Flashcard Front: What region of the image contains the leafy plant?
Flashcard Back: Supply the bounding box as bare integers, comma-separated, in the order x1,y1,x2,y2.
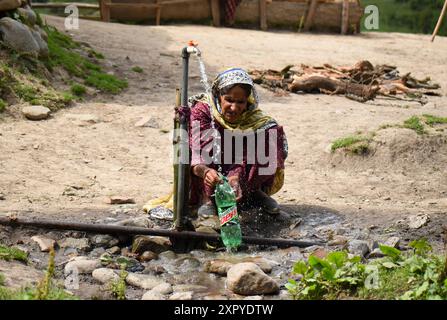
286,251,367,299
109,265,127,300
404,116,425,134
0,244,28,262
0,248,77,300
287,239,447,300
70,84,87,97
0,99,6,113
423,114,447,126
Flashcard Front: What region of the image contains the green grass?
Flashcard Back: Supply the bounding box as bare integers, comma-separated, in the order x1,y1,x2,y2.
109,265,127,300
0,244,28,262
404,116,425,134
44,26,127,94
0,98,6,112
85,71,128,94
423,114,447,126
88,49,105,60
71,84,87,97
331,135,370,154
131,66,144,73
0,248,78,300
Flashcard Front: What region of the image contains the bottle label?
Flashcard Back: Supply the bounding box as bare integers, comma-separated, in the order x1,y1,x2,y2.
219,206,238,226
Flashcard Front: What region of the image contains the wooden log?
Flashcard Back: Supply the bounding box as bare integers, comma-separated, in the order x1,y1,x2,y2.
210,0,221,27
431,0,447,42
341,0,349,34
303,0,318,31
259,0,268,31
32,2,100,9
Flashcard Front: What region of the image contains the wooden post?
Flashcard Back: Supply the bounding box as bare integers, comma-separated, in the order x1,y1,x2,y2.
431,0,447,42
155,0,161,25
101,0,111,22
210,0,221,27
341,0,350,35
303,0,318,32
259,0,267,31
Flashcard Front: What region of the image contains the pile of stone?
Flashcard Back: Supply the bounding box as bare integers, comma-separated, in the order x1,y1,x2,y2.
0,0,48,57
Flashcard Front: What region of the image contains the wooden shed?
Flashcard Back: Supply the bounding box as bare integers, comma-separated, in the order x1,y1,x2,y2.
99,0,364,33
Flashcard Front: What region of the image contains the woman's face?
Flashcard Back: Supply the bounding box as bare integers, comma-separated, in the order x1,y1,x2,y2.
219,85,249,123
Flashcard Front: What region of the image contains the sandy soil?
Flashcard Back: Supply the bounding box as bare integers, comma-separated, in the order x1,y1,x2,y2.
0,16,446,244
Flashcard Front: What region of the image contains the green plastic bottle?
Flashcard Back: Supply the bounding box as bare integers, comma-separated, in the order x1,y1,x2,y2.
214,175,242,250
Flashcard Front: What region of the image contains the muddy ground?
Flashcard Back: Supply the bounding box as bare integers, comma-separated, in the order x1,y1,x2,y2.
0,15,446,299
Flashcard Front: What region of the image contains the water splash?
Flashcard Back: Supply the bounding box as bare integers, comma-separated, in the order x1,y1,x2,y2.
195,53,222,173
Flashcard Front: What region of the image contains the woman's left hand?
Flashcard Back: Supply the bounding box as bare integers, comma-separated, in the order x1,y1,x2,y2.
228,176,243,202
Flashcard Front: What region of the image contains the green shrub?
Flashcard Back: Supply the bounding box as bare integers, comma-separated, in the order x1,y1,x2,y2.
131,66,144,73
0,244,28,262
71,84,87,96
404,116,425,134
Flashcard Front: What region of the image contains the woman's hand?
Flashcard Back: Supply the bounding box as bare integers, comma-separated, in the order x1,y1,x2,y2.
203,168,221,189
228,176,243,202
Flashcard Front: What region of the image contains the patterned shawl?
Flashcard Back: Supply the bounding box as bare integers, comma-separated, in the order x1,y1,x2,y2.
189,68,278,131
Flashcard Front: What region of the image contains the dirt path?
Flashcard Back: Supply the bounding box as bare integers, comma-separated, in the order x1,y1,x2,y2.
0,16,446,246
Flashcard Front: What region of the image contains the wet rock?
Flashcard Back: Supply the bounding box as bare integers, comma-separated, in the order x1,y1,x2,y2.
204,260,232,276
92,268,119,284
384,236,400,249
204,257,274,276
195,215,220,230
347,240,370,257
126,273,166,290
328,235,348,246
143,264,166,275
174,256,201,272
31,235,56,252
90,247,106,258
132,236,171,254
203,295,228,300
139,251,158,262
368,248,385,259
244,295,263,300
0,17,39,56
64,257,101,275
17,5,37,26
59,237,91,251
0,0,22,11
408,214,430,229
151,282,173,295
0,260,43,289
169,291,194,300
141,291,166,300
106,246,121,255
172,284,208,293
226,263,279,296
158,250,177,260
113,216,152,228
195,226,219,235
21,105,50,121
91,235,119,248
115,256,144,272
